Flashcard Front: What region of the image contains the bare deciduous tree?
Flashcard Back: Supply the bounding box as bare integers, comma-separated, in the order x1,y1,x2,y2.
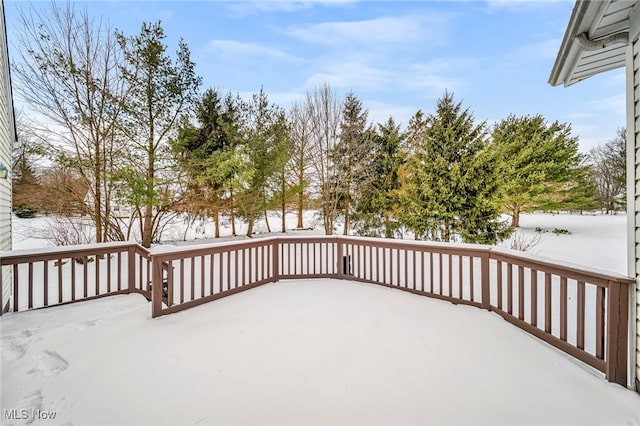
13,2,129,242
588,127,626,214
288,100,316,229
306,84,342,235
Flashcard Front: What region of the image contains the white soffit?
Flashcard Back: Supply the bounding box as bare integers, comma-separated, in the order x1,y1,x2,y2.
549,0,637,87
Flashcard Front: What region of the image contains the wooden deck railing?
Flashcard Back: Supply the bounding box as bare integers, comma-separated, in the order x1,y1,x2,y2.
0,236,634,387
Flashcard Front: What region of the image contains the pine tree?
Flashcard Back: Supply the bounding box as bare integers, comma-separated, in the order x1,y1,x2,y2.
117,21,202,247
353,117,405,238
490,115,586,226
399,92,511,244
172,89,241,237
235,88,289,236
334,92,371,234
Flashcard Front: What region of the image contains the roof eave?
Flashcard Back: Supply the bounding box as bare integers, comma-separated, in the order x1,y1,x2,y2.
549,1,594,87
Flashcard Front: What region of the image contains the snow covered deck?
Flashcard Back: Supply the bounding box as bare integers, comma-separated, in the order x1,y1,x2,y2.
2,278,639,425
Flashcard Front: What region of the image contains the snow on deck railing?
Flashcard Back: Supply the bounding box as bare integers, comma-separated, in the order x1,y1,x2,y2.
0,236,633,387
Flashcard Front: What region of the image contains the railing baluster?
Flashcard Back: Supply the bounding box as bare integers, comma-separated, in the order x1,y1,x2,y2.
191,256,196,300
518,266,524,321
234,250,239,289
448,254,452,297
470,256,474,302
83,258,88,298
210,254,215,295
531,269,537,326
458,255,462,298
43,260,48,307
411,250,418,290
497,260,503,310
544,273,551,333
180,258,185,303
241,249,245,286
577,280,585,350
117,252,121,292
107,254,112,293
560,276,568,341
28,262,33,309
13,264,18,311
220,252,224,293
71,259,76,302
429,252,433,293
507,263,513,315
168,262,174,306
58,259,63,303
439,253,443,295
383,247,387,284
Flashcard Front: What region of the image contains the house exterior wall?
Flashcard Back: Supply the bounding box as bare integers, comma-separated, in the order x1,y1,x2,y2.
626,4,640,391
0,1,14,313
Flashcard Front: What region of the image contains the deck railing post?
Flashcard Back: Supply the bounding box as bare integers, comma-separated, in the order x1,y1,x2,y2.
151,254,163,318
127,245,136,294
481,252,490,310
336,237,343,279
272,239,280,282
605,279,629,386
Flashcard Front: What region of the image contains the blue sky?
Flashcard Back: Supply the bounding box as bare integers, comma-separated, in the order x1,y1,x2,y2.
5,0,626,153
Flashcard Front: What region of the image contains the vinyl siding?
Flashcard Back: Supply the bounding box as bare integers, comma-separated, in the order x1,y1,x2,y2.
631,34,640,388
0,1,13,313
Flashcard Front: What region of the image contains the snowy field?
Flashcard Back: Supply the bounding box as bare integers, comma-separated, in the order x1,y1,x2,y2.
11,211,629,275
2,211,639,424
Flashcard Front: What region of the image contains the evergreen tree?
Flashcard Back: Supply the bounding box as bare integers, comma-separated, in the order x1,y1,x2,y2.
172,89,242,238
235,88,289,236
334,92,371,234
490,115,585,226
399,92,511,244
353,117,405,238
117,21,202,247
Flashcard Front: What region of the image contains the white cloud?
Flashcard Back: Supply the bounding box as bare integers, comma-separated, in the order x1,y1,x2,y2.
222,0,358,16
514,38,562,60
206,39,299,62
286,14,450,48
365,100,419,128
589,93,625,117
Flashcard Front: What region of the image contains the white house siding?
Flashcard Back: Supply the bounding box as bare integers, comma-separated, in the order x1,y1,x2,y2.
0,1,13,313
627,10,640,390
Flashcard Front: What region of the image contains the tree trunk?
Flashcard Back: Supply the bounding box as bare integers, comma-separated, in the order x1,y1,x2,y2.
281,173,286,233
247,217,254,237
94,139,102,243
230,188,236,236
384,216,393,239
264,209,271,233
443,220,450,242
213,208,220,238
297,172,304,229
142,205,153,247
511,207,521,228
343,196,349,235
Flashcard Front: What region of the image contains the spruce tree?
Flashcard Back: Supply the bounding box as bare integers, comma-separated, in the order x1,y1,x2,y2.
334,92,371,235
399,92,510,244
353,117,405,238
490,115,586,226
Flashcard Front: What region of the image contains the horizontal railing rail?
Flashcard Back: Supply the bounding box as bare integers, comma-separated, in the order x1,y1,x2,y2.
0,235,633,387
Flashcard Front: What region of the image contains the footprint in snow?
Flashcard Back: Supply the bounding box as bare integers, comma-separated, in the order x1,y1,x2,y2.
28,350,68,376
1,329,34,362
15,390,43,425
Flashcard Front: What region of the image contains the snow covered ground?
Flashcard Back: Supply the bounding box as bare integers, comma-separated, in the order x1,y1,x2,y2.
11,211,629,275
3,211,638,425
2,280,639,425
